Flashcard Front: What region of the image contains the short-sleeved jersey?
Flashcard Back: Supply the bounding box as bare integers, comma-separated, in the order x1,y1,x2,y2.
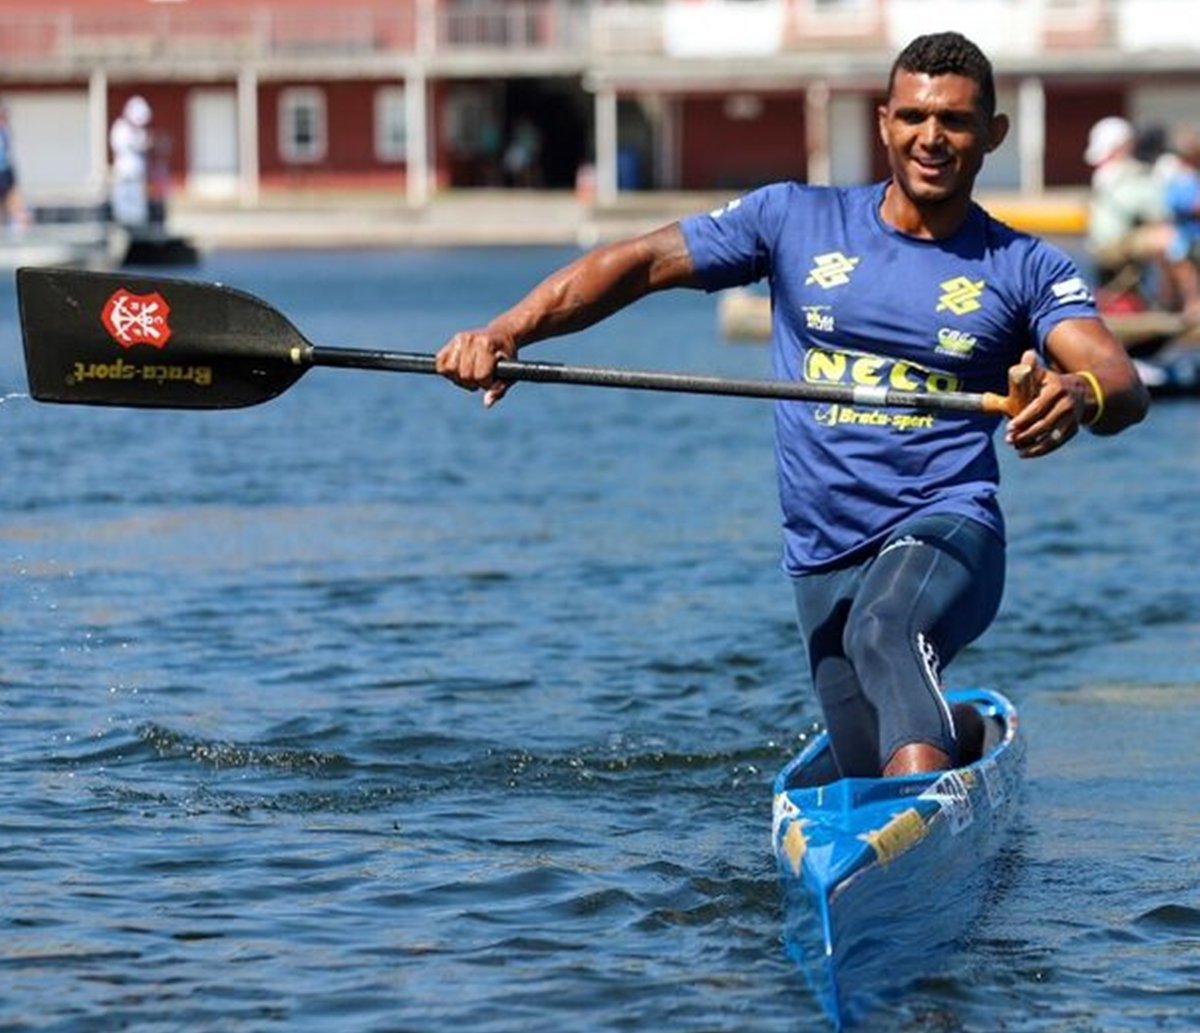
680,181,1099,575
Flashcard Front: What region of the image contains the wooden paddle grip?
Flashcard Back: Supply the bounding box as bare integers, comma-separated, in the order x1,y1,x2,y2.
1007,363,1036,415
982,362,1036,418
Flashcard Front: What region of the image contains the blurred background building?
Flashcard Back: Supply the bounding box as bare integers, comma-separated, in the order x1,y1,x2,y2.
0,0,1198,211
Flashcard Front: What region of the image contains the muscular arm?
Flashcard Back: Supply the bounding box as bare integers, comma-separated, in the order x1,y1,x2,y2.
1005,317,1150,457
436,223,699,404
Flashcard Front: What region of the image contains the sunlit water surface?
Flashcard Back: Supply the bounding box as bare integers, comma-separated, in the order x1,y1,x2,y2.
1,247,1196,1032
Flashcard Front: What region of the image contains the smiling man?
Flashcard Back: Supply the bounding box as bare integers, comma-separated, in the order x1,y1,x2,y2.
880,38,1006,231
436,32,1148,779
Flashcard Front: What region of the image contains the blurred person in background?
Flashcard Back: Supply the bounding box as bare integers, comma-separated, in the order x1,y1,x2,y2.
1084,115,1176,311
1161,128,1200,323
109,95,153,228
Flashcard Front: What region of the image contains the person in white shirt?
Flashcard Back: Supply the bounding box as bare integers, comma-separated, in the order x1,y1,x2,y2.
109,95,152,227
1084,116,1176,309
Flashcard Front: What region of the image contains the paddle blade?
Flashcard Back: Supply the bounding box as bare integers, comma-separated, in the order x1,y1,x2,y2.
17,267,312,409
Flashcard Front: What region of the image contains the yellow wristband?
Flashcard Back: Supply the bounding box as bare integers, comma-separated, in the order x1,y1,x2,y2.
1077,370,1105,428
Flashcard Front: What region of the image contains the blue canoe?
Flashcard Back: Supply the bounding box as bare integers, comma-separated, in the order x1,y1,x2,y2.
771,687,1025,1029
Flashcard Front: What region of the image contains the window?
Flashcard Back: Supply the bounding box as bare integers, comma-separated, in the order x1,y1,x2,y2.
279,87,326,164
375,86,407,162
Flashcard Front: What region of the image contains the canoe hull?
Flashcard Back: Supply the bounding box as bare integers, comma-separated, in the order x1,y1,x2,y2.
772,688,1024,1029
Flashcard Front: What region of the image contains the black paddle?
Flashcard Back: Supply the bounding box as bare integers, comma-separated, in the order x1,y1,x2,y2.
16,267,1032,414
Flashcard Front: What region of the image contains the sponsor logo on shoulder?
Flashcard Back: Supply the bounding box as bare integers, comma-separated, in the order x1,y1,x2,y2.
709,197,743,219
1050,276,1093,305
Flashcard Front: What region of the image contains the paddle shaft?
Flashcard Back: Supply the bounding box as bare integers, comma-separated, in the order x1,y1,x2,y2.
307,346,1027,417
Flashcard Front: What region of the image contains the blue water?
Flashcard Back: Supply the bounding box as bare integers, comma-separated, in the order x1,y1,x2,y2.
1,247,1197,1033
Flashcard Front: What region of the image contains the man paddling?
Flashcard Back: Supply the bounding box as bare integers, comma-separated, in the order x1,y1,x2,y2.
436,32,1149,779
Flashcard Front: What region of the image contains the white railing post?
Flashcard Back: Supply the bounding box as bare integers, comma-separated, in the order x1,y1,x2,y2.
805,80,831,185
595,83,618,206
88,67,108,197
1017,76,1045,195
237,65,260,207
406,67,430,207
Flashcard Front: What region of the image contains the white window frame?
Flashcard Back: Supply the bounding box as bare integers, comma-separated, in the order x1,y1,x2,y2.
374,86,407,163
279,87,326,164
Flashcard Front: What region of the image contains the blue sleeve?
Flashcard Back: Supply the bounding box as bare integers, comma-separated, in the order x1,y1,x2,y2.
679,185,787,293
1024,240,1099,354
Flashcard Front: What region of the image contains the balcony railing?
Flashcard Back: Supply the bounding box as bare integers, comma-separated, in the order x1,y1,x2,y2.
0,0,1195,71
0,6,417,65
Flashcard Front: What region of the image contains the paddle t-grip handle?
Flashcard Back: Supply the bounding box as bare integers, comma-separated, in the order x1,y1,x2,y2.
981,363,1035,419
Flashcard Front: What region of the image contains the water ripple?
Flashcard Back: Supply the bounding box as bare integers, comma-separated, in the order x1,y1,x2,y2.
135,724,352,773
1,252,1196,1033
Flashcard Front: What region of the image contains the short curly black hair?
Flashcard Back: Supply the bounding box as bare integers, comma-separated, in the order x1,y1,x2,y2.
888,32,996,118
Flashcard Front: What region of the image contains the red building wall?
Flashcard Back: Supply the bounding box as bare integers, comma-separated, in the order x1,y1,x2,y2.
101,78,413,191
679,92,807,190
258,80,407,186
1043,84,1126,187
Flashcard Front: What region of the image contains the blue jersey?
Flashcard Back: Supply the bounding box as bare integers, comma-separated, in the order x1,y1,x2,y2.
680,181,1098,574
1165,170,1200,262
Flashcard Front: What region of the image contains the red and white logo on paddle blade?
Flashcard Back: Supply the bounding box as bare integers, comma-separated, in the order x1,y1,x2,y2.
101,288,173,349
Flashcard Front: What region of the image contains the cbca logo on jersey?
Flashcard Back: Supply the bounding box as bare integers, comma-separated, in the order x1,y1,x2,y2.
935,328,978,358
709,197,743,219
805,252,860,289
936,276,985,315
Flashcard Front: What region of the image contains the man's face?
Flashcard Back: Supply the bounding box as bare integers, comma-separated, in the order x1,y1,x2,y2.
878,70,1006,208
